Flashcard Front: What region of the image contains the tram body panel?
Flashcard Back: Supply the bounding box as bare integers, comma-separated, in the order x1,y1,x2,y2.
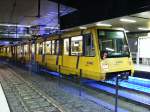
61,55,78,75
101,57,134,78
36,54,42,64
79,57,102,80
45,55,58,71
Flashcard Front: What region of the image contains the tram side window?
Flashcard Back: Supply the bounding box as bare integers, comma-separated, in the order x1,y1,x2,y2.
24,45,28,55
32,44,35,54
83,34,95,56
71,36,83,56
38,43,43,55
42,42,45,54
45,41,51,54
64,38,69,55
52,40,55,55
55,40,59,55
17,46,20,55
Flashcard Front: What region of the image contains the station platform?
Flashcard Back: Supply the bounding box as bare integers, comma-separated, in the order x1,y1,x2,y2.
134,64,150,72
0,83,10,112
134,64,150,79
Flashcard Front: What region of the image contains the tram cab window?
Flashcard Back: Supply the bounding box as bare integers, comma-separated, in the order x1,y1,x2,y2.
83,33,95,56
98,30,130,58
63,38,69,55
71,36,83,56
45,41,51,54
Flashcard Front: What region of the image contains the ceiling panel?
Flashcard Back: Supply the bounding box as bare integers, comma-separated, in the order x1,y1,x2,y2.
0,0,76,27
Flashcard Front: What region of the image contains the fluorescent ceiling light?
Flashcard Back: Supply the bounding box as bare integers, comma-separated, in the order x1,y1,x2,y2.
106,47,115,51
0,24,30,27
79,26,87,29
45,26,58,29
113,27,129,32
114,27,129,32
120,18,136,23
96,22,112,27
114,27,125,30
138,27,150,31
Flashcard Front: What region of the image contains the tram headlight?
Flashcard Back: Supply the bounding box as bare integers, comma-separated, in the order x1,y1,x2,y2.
101,63,109,71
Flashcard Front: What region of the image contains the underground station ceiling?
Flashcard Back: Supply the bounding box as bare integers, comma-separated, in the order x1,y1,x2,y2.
0,0,75,27
1,0,150,45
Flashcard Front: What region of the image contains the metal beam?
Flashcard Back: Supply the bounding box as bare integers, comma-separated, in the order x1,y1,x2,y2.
48,0,78,9
0,38,28,41
54,0,150,29
127,30,150,34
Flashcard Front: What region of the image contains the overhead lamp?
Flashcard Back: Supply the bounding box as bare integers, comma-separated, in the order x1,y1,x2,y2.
115,27,129,32
138,27,150,31
45,26,58,29
120,18,136,23
0,24,30,27
17,25,30,27
114,27,125,30
96,22,112,27
79,26,87,29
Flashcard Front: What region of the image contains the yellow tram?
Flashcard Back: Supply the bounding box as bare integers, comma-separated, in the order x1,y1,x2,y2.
0,26,134,80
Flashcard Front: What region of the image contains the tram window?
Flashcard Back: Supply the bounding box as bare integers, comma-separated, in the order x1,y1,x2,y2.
38,43,43,55
98,30,129,58
51,40,55,55
32,44,35,54
24,45,28,55
55,40,59,55
64,38,69,55
17,46,20,54
83,34,95,56
42,42,45,54
71,36,83,56
7,48,9,53
36,43,39,55
45,41,51,54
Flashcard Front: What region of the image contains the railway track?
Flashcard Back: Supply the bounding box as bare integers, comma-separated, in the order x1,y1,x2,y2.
0,63,65,112
2,61,150,112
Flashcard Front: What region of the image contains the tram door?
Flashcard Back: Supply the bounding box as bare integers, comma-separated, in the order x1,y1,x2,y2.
62,36,82,74
79,33,101,80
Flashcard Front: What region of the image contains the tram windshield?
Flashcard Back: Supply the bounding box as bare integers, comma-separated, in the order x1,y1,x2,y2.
98,30,130,58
